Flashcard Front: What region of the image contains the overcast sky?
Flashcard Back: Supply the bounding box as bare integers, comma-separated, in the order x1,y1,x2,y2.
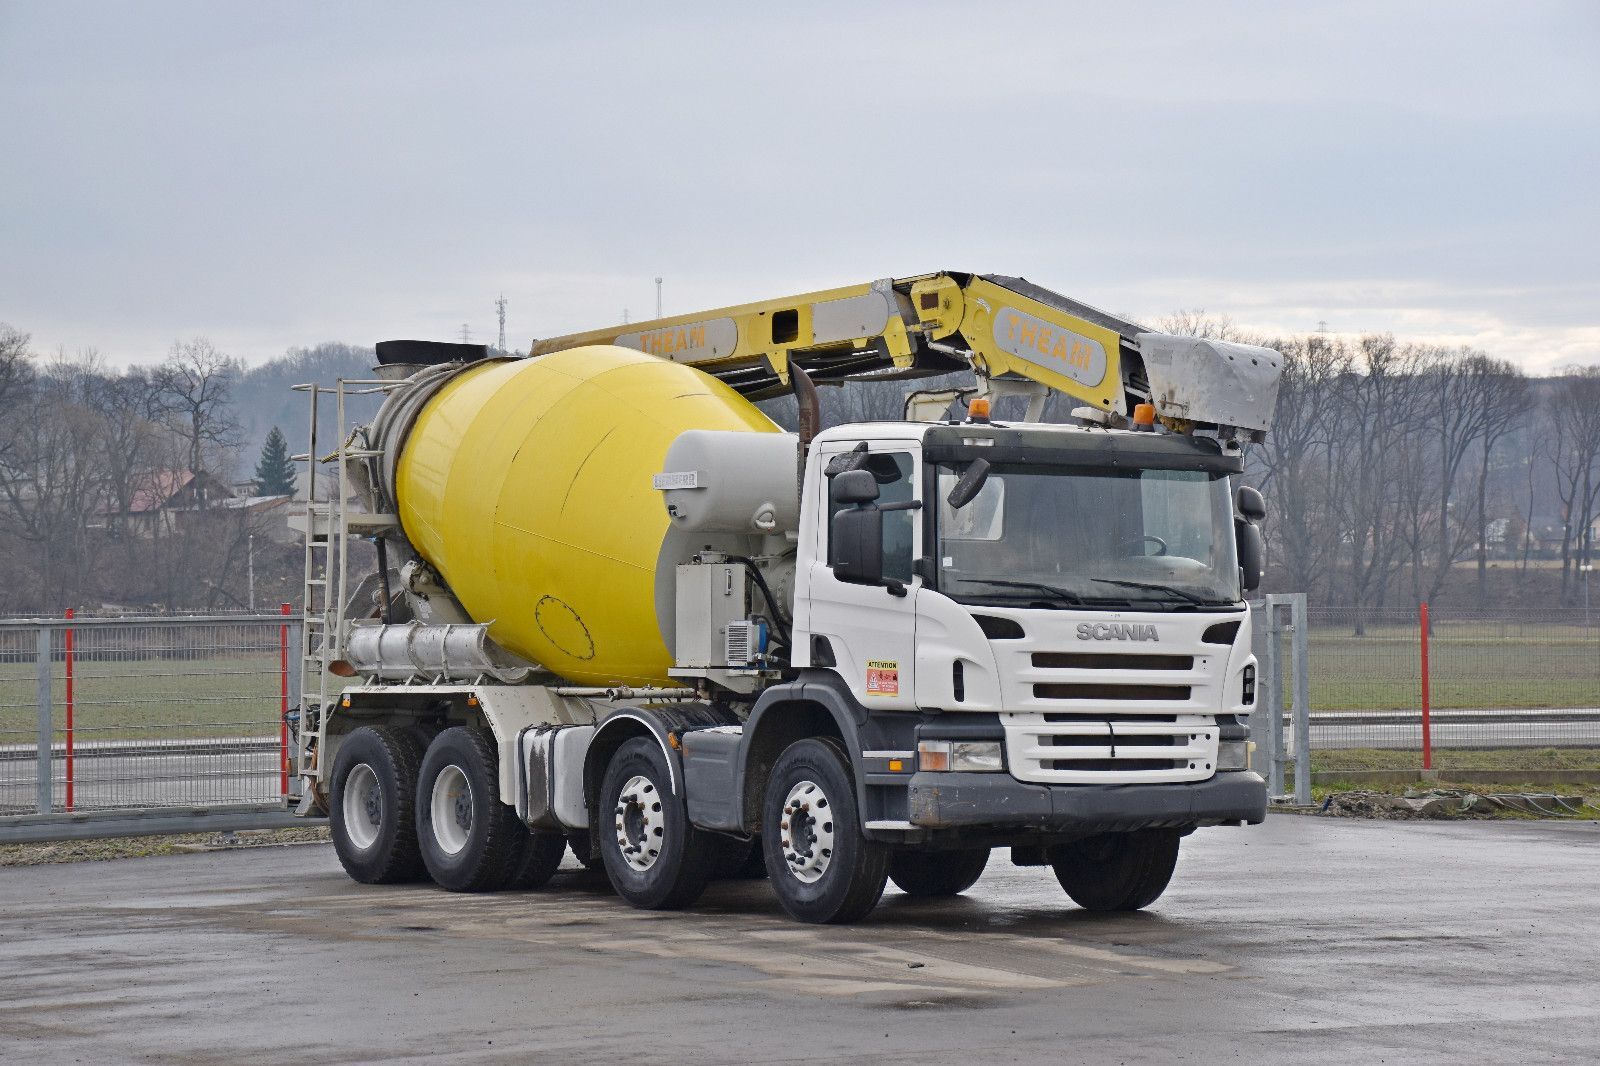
3,1,1597,372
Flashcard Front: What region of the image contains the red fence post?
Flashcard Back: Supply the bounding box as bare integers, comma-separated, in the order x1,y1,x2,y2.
280,602,291,796
64,608,75,811
1419,601,1432,772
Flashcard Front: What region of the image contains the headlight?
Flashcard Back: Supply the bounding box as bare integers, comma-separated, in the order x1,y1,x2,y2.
918,739,1005,773
1217,739,1252,771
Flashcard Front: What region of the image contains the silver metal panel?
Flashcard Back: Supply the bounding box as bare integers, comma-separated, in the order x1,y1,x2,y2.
552,725,594,829
810,291,893,345
674,562,751,669
1135,333,1283,433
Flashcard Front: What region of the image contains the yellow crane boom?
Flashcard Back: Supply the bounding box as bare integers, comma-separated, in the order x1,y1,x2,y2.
529,271,1153,416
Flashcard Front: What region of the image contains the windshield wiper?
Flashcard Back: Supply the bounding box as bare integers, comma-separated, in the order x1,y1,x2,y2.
956,578,1084,605
1089,577,1225,606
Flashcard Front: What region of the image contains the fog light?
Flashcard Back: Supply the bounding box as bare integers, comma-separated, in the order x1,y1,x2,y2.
917,740,950,772
1217,739,1250,771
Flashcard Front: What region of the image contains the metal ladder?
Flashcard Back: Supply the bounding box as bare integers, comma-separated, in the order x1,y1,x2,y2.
289,378,401,795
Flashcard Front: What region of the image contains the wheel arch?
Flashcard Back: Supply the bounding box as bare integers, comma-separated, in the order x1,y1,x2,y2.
583,703,740,814
736,673,866,835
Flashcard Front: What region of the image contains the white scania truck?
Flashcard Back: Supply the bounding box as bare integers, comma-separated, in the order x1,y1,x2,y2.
288,271,1282,923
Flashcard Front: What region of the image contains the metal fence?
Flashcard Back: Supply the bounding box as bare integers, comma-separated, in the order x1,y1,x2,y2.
1255,600,1600,786
0,611,311,842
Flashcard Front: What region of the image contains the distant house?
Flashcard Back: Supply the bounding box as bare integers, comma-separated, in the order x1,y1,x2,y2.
99,470,241,538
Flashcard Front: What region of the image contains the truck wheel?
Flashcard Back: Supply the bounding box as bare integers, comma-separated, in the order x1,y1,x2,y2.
1052,829,1181,911
888,847,990,898
598,737,713,910
330,725,427,884
763,738,888,924
416,727,523,892
505,829,568,890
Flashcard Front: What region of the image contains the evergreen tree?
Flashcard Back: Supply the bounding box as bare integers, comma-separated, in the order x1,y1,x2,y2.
254,426,297,496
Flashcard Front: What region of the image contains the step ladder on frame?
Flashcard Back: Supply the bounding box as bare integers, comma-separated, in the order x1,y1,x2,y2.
289,377,403,800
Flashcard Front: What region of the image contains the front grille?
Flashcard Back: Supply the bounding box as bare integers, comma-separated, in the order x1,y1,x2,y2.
1032,652,1193,671
1033,683,1192,701
1002,712,1220,785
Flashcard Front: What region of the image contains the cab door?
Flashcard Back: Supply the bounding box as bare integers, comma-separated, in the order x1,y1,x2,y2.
799,444,921,711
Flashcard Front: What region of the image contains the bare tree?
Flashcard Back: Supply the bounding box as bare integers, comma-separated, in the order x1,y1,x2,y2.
1458,355,1528,604
154,338,242,508
1247,334,1350,599
1548,367,1600,603
0,358,112,609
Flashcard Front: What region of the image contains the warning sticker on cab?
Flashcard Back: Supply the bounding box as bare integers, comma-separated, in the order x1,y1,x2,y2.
865,660,899,696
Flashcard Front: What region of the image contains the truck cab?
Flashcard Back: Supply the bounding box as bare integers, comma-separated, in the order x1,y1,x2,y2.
782,419,1263,837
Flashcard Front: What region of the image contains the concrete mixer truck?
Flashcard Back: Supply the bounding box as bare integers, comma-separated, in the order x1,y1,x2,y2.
287,271,1283,924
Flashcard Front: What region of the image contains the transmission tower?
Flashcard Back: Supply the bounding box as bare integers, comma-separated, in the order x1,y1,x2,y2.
460,323,472,343
496,294,508,353
655,277,663,319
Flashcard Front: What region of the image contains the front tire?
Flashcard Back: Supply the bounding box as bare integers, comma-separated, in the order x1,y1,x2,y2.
888,847,990,898
1052,829,1181,911
597,737,713,910
329,726,426,884
416,727,525,892
763,738,888,924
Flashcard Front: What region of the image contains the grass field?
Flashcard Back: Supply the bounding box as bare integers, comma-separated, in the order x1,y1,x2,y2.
1304,627,1598,710
1307,747,1600,773
0,655,283,743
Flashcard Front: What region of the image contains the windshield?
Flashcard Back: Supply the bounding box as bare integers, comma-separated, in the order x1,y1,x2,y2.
934,463,1241,609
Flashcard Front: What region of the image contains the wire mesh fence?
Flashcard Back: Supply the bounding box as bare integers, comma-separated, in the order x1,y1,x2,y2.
0,612,297,817
1299,606,1600,775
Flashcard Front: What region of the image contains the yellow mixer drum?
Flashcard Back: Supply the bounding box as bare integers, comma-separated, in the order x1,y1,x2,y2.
395,346,780,685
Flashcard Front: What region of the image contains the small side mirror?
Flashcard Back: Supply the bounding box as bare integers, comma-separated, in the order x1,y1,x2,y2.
830,507,884,585
1236,518,1264,591
946,458,992,510
1236,485,1266,523
831,469,880,506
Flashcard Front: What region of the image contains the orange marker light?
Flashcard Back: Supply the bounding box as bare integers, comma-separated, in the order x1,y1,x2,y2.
1132,403,1157,431
967,397,991,423
888,759,904,772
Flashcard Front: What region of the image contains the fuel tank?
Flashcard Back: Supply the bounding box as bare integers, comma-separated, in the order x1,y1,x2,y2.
394,346,781,685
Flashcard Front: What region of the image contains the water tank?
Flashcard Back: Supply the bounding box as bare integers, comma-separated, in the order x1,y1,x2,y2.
394,346,781,685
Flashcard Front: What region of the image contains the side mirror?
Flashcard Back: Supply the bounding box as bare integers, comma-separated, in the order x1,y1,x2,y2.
1235,485,1266,523
1235,518,1264,592
830,506,884,585
946,458,992,510
831,469,880,506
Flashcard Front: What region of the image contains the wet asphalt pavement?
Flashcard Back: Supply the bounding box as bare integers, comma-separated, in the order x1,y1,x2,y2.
1,814,1597,1064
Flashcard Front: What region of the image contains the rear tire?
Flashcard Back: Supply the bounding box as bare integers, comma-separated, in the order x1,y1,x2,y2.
1052,830,1180,911
763,738,888,924
329,725,427,884
889,847,990,898
598,737,713,910
416,727,524,892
